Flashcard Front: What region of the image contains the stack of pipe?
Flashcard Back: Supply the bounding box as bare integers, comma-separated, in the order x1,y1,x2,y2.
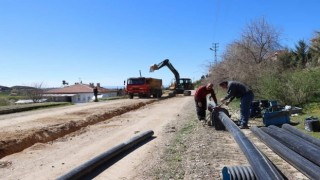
218,112,284,180
251,124,320,179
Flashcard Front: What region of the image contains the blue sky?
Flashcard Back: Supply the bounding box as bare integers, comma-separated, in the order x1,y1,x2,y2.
0,0,319,88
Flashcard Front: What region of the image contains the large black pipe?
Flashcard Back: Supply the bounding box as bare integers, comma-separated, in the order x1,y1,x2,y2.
282,124,320,148
57,130,154,180
268,125,320,152
218,112,284,180
251,126,320,179
261,126,320,167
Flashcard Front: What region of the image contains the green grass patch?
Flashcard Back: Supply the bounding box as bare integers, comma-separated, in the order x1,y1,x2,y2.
154,119,197,180
0,102,72,115
290,102,320,139
0,92,27,106
0,92,9,97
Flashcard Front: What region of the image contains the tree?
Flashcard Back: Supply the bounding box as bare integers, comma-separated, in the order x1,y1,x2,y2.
23,83,45,103
237,17,282,64
310,31,320,66
207,17,283,94
275,48,295,70
292,40,310,68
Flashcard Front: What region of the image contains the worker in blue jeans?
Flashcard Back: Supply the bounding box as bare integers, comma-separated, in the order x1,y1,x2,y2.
219,81,254,129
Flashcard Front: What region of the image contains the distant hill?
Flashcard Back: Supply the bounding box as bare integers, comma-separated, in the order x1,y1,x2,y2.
10,86,36,90
0,85,11,92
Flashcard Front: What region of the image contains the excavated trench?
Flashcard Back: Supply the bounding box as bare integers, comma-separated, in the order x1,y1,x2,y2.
0,100,156,159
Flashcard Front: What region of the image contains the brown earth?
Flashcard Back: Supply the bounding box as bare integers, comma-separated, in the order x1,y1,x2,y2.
0,94,308,179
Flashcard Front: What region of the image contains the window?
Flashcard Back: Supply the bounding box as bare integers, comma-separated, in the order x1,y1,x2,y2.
127,78,145,85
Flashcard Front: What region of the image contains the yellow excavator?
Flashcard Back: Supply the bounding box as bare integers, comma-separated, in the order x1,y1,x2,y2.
150,59,194,95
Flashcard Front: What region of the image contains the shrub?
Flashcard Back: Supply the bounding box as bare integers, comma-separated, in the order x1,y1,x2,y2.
0,97,10,106
256,68,320,105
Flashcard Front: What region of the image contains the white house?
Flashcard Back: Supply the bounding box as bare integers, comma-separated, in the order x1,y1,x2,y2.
44,83,118,103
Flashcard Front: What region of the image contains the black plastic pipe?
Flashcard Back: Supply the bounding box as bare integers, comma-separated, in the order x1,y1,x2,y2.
282,124,320,148
251,126,320,179
268,125,320,152
261,126,320,167
56,130,154,180
222,166,256,180
218,112,284,180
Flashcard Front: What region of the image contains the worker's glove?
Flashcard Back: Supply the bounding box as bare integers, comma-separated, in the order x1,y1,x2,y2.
197,102,202,107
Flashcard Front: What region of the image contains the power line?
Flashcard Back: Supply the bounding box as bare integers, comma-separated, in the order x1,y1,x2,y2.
209,43,219,64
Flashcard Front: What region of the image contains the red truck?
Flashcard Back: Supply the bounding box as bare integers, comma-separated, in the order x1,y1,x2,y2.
126,77,163,99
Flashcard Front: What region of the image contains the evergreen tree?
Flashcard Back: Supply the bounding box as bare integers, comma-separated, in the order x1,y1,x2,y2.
293,40,310,68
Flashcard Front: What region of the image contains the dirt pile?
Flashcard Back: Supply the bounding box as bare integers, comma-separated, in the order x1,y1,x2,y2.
0,100,156,159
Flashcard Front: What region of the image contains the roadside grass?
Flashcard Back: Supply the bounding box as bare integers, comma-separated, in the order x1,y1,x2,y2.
154,115,197,180
0,97,10,106
0,92,24,99
0,92,27,106
290,102,320,139
0,102,72,115
0,92,8,97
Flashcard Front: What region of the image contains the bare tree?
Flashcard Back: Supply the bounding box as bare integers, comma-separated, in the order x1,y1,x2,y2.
207,17,282,89
310,31,320,66
237,17,282,64
23,82,45,103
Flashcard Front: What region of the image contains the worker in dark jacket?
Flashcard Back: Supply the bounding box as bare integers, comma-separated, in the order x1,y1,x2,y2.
219,81,254,129
194,83,218,120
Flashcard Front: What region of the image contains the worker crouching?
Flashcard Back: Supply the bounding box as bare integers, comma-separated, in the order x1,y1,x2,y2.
194,83,218,121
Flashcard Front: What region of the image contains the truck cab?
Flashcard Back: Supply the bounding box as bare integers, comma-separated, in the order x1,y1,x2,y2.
126,77,163,99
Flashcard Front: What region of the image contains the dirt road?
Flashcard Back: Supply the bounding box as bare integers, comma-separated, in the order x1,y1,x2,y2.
0,96,307,179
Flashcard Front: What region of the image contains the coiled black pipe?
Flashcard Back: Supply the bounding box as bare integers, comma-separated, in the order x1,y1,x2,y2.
252,126,320,179
261,126,320,167
282,124,320,148
218,112,284,180
222,166,256,180
56,130,154,180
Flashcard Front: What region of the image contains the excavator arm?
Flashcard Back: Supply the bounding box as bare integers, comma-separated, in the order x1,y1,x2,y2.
149,59,180,87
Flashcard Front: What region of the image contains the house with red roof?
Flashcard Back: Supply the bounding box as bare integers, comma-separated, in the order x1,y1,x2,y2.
44,83,118,103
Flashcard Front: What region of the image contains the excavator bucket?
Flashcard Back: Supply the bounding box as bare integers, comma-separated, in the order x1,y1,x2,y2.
149,64,159,72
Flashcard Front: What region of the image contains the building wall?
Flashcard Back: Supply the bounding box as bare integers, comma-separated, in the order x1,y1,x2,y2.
45,91,118,104
46,96,73,102
91,92,118,101
71,93,94,103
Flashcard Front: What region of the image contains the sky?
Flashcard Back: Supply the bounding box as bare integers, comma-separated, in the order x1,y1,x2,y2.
0,0,319,88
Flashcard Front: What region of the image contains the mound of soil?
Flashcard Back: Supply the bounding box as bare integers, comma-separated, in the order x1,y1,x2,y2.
0,100,156,159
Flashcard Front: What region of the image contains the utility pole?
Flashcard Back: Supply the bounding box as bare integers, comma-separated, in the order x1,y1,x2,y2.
209,43,219,65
